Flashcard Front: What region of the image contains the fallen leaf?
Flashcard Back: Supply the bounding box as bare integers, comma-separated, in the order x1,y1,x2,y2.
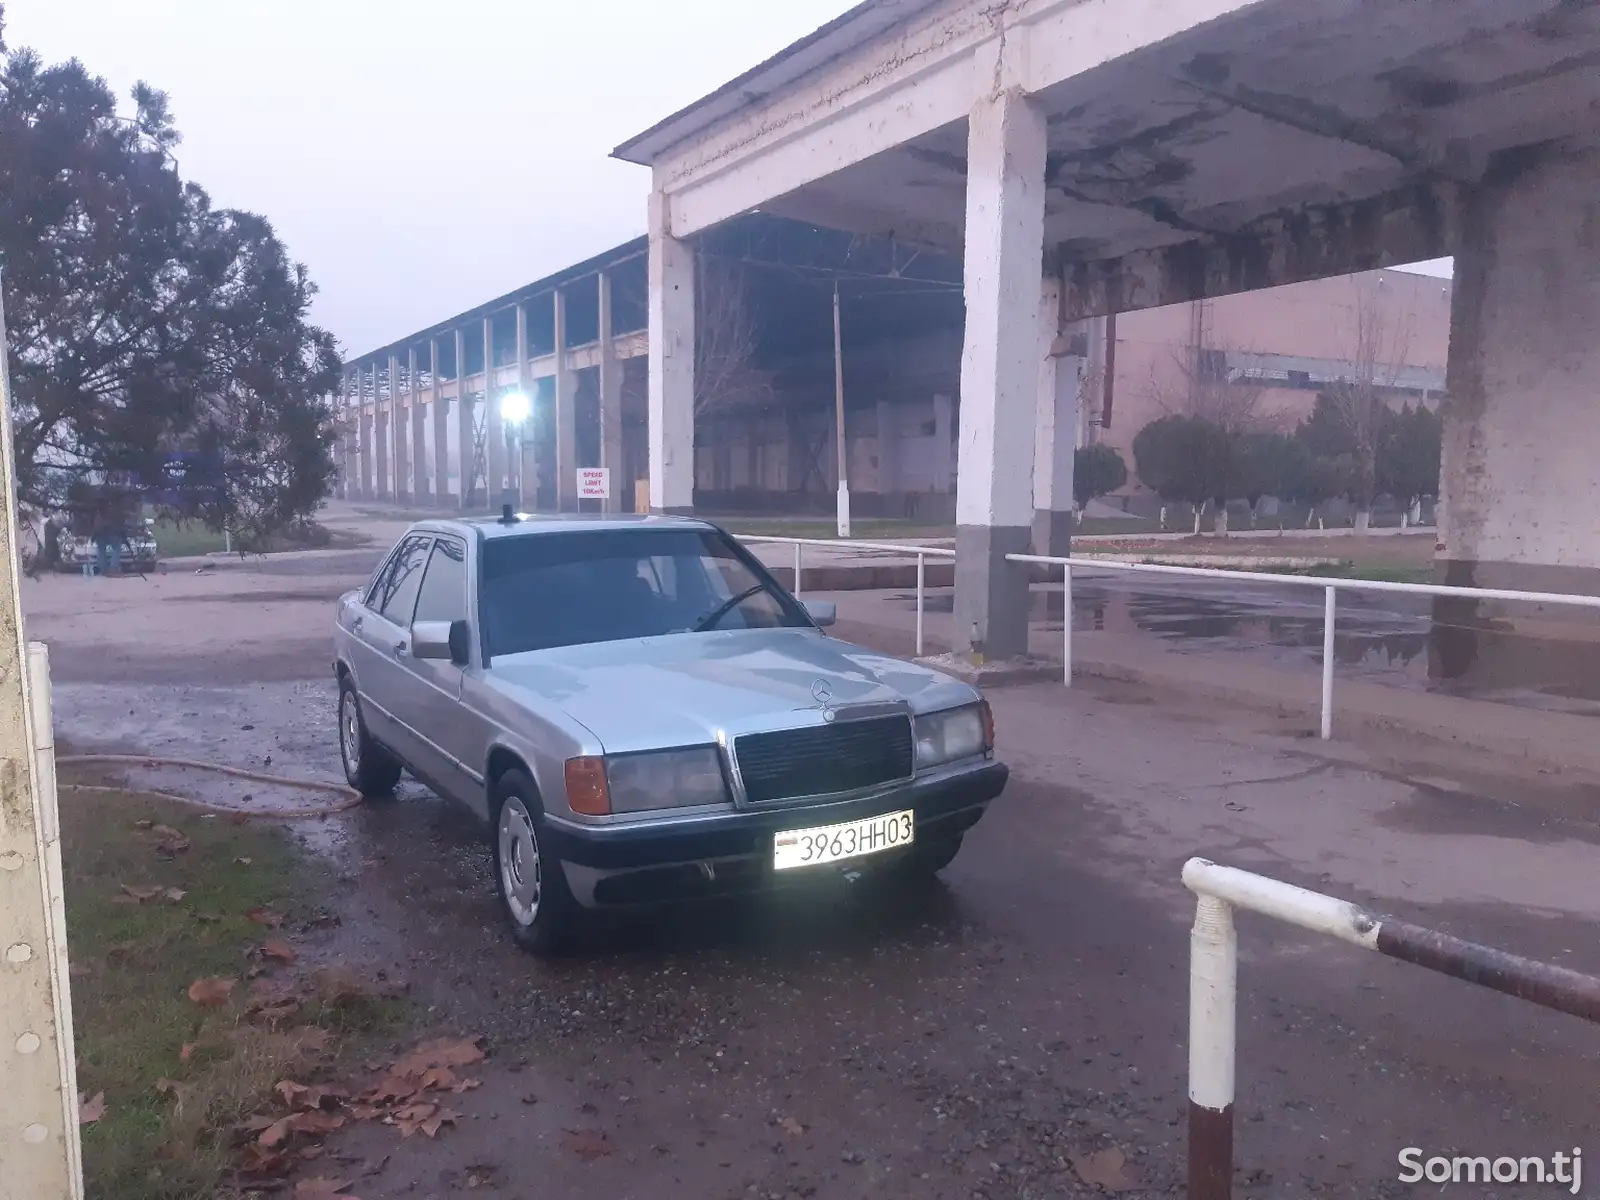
250,998,302,1026
79,1091,106,1125
238,1142,293,1180
276,1080,347,1112
780,1116,805,1137
260,939,297,965
390,1037,484,1079
294,1176,356,1197
187,976,235,1007
119,884,163,903
1072,1147,1140,1193
150,824,190,854
562,1129,612,1161
415,1110,459,1139
287,1111,347,1137
246,906,283,928
258,1117,295,1148
162,887,186,903
348,1104,386,1122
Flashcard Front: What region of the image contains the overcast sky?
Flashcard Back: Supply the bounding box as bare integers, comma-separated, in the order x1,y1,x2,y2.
8,0,1451,359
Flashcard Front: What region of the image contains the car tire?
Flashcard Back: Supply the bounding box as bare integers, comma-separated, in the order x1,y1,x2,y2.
492,769,580,956
337,677,402,798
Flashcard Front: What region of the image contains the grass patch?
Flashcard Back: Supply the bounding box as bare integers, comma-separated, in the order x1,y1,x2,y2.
150,519,228,558
62,784,394,1200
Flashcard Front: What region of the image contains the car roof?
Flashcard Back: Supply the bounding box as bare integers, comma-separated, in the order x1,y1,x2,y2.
403,513,720,541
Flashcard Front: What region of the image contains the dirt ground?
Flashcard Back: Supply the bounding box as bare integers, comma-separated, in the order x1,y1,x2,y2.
23,520,1599,1199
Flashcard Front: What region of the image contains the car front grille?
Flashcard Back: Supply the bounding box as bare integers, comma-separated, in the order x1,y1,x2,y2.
734,715,913,804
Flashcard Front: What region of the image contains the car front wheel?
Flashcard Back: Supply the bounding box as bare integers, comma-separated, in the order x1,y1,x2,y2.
493,770,579,956
337,678,402,798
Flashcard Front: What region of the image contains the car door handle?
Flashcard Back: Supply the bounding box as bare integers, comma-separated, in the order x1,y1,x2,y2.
351,615,364,633
392,640,408,658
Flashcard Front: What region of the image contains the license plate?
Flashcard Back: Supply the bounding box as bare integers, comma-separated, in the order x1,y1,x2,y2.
773,810,914,871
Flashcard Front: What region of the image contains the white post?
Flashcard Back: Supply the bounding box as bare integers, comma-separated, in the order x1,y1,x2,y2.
1062,562,1073,687
1188,893,1238,1198
1321,584,1337,740
793,542,803,598
647,190,696,514
0,268,85,1198
915,552,925,657
833,282,851,538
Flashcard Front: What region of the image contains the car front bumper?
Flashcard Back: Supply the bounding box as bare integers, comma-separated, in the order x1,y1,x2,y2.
544,759,1008,907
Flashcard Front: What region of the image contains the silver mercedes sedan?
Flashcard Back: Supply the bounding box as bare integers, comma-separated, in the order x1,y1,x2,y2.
332,513,1008,954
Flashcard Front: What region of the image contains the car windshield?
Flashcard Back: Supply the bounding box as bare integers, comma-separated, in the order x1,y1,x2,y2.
481,527,809,656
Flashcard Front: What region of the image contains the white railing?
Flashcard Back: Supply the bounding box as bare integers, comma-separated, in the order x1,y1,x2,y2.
1008,553,1600,739
1181,858,1600,1200
737,535,956,657
735,534,1600,740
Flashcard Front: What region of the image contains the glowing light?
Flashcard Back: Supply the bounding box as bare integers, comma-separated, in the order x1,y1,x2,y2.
499,392,531,424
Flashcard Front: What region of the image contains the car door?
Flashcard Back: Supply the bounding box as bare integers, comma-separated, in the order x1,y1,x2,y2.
388,534,481,806
351,533,433,765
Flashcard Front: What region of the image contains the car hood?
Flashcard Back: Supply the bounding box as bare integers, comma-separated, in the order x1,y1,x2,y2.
486,628,977,754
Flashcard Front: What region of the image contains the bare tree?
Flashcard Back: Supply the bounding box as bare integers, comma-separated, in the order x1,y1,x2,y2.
1320,277,1413,532
694,255,776,417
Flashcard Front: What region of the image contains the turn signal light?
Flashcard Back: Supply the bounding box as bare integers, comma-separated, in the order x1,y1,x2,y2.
979,699,995,752
565,757,611,815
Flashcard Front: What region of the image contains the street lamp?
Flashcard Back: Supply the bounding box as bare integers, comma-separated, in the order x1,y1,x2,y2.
499,392,532,512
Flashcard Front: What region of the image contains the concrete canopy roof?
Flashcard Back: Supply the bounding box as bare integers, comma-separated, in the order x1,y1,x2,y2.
617,0,1600,313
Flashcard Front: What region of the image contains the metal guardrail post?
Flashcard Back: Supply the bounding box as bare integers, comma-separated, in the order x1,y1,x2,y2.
1188,892,1237,1200
915,552,925,657
1182,857,1600,1199
1321,585,1336,740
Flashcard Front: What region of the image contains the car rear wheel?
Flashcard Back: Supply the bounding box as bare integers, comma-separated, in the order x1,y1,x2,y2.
493,770,579,956
337,678,402,798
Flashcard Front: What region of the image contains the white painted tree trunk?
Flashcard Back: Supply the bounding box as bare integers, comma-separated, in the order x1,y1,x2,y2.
1354,509,1371,533
1409,497,1423,526
1213,506,1229,535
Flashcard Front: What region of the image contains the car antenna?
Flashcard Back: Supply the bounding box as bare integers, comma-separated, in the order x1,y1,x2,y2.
498,502,520,525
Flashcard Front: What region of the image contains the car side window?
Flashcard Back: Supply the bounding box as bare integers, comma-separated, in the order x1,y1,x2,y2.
363,541,408,609
413,538,468,625
375,536,431,625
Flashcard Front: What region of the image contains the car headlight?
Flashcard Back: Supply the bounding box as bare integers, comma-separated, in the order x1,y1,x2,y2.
914,702,991,770
604,746,729,813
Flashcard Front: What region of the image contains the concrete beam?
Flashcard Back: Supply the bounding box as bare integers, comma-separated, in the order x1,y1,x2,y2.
653,0,1266,239
1060,180,1459,320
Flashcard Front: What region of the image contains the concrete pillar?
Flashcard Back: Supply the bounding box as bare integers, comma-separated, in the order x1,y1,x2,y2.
514,304,533,508
554,289,578,511
409,347,427,503
1033,276,1083,558
876,400,898,511
953,89,1047,661
599,272,623,513
1438,141,1600,596
455,328,474,509
339,371,357,499
483,317,505,503
932,394,954,493
431,338,449,507
388,354,407,504
647,190,695,514
358,365,373,500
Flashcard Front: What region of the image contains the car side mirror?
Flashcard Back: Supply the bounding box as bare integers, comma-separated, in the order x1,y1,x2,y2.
413,619,471,666
802,600,837,628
